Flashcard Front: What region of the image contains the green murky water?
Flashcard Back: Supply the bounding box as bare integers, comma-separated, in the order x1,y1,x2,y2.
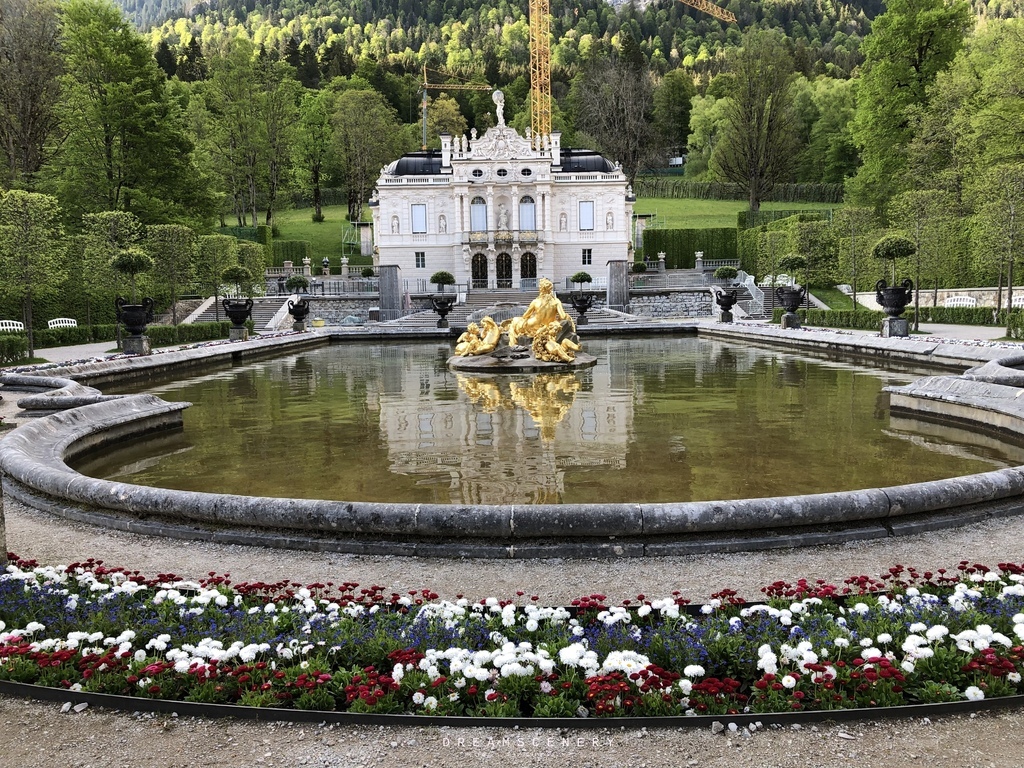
73,338,1024,505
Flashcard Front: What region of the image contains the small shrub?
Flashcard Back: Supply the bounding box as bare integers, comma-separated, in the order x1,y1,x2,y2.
0,333,28,365
713,266,738,280
429,270,456,289
361,267,375,278
285,275,309,292
632,262,647,274
569,271,593,285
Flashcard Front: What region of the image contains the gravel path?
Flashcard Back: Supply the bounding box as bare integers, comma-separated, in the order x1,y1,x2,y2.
3,498,1024,767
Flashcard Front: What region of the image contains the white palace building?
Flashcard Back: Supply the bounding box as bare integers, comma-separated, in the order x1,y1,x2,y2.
369,93,635,292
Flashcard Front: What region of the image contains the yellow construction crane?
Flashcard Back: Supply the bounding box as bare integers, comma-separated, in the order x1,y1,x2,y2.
421,65,492,150
528,0,736,140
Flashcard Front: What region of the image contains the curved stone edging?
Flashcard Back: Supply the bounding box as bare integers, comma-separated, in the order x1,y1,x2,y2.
5,328,1024,557
0,680,1017,729
4,385,1024,557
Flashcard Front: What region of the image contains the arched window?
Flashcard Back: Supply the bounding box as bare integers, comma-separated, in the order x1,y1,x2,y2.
520,252,536,280
470,197,487,232
519,196,536,230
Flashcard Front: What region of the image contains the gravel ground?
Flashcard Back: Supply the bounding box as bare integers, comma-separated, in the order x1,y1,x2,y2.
3,499,1024,767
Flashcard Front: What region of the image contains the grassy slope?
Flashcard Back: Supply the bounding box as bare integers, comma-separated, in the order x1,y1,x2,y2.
266,199,842,263
632,198,839,229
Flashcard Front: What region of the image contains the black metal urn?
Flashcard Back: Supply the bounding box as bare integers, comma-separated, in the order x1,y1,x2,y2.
287,298,311,323
875,278,914,318
775,285,807,314
114,296,155,337
570,292,596,325
430,295,457,328
222,298,253,329
715,289,738,312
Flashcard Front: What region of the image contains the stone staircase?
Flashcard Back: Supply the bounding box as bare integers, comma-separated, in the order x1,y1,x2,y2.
378,289,645,329
188,297,288,330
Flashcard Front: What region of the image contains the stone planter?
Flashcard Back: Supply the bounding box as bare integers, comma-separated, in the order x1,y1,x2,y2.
775,285,807,329
430,295,456,328
570,292,596,325
876,278,914,337
715,289,738,323
222,298,253,341
287,298,310,331
114,296,155,355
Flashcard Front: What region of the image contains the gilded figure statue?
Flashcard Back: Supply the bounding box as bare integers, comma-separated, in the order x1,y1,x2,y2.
454,322,482,356
454,316,503,357
532,321,581,363
506,278,574,346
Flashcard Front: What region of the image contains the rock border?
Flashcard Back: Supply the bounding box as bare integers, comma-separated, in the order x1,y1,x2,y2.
0,679,1016,730
4,325,1024,558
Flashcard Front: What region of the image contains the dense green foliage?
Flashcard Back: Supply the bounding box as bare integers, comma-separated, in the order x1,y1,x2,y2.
643,228,736,268
0,333,29,365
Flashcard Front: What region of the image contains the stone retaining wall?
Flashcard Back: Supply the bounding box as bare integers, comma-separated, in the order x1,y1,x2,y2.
630,290,713,318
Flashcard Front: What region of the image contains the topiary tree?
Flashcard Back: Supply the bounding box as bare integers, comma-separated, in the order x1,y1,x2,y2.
569,271,593,288
714,266,739,281
361,266,375,278
777,255,807,286
110,247,153,304
632,261,647,273
871,234,916,284
285,274,309,293
222,264,254,297
430,270,455,292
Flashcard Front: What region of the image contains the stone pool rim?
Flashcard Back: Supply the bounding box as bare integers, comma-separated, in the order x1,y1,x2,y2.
3,323,1024,559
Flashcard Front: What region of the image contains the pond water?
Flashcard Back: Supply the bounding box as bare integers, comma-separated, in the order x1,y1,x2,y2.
74,337,1024,505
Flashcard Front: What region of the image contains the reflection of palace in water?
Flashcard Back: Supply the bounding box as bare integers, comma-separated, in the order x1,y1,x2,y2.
370,345,634,505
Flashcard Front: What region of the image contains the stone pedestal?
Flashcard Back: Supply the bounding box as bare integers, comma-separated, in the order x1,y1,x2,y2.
780,312,802,330
606,260,630,313
341,257,350,278
229,328,249,341
378,264,402,322
122,336,151,355
292,321,306,332
719,310,733,323
881,317,910,338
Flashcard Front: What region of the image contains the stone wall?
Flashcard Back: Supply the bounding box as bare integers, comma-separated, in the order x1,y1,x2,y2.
307,298,378,324
629,289,713,318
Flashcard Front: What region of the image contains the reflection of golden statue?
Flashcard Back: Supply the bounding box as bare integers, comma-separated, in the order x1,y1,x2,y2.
453,316,503,357
506,278,574,346
457,375,508,412
509,374,581,441
533,321,581,363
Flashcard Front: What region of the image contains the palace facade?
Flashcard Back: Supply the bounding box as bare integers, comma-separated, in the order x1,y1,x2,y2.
369,101,634,291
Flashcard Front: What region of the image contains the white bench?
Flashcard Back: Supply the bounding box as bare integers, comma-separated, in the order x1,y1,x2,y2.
47,317,78,329
758,273,794,288
943,296,977,308
1011,296,1024,308
0,320,25,332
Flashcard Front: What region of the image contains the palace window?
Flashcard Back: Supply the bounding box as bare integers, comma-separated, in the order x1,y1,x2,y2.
415,251,425,269
519,196,536,230
579,201,594,231
582,248,592,266
411,204,427,234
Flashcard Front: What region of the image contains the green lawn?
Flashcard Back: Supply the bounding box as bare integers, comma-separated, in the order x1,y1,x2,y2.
632,198,840,229
272,205,370,265
263,199,840,264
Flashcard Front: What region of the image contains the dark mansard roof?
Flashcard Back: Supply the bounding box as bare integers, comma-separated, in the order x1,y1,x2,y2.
387,148,617,176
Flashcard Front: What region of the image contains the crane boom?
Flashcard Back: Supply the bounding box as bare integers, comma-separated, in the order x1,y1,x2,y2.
677,0,737,24
528,0,552,140
422,65,492,149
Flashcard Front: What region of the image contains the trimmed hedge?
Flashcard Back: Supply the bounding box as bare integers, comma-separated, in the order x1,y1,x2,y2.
273,240,313,266
1007,313,1024,340
0,333,29,365
771,308,885,330
737,209,833,230
910,306,1005,326
634,179,844,204
642,228,736,268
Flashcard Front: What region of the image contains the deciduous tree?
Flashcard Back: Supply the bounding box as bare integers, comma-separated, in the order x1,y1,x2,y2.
0,190,65,356
146,224,197,325
711,30,799,213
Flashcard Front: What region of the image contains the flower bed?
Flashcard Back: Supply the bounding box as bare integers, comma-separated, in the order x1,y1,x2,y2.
2,555,1024,720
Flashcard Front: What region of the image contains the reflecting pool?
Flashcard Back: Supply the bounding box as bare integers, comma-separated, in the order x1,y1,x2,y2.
75,337,1024,505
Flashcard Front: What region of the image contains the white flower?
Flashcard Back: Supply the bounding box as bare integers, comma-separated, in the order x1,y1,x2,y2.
963,686,985,701
1008,672,1022,684
678,679,693,695
925,625,949,642
859,638,874,648
412,691,425,705
876,633,892,644
423,696,438,710
901,661,916,674
683,665,705,678
525,619,539,632
781,675,797,689
909,622,927,634
833,638,850,649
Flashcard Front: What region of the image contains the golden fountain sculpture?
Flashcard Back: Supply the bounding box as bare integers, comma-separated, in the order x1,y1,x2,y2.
452,278,586,365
